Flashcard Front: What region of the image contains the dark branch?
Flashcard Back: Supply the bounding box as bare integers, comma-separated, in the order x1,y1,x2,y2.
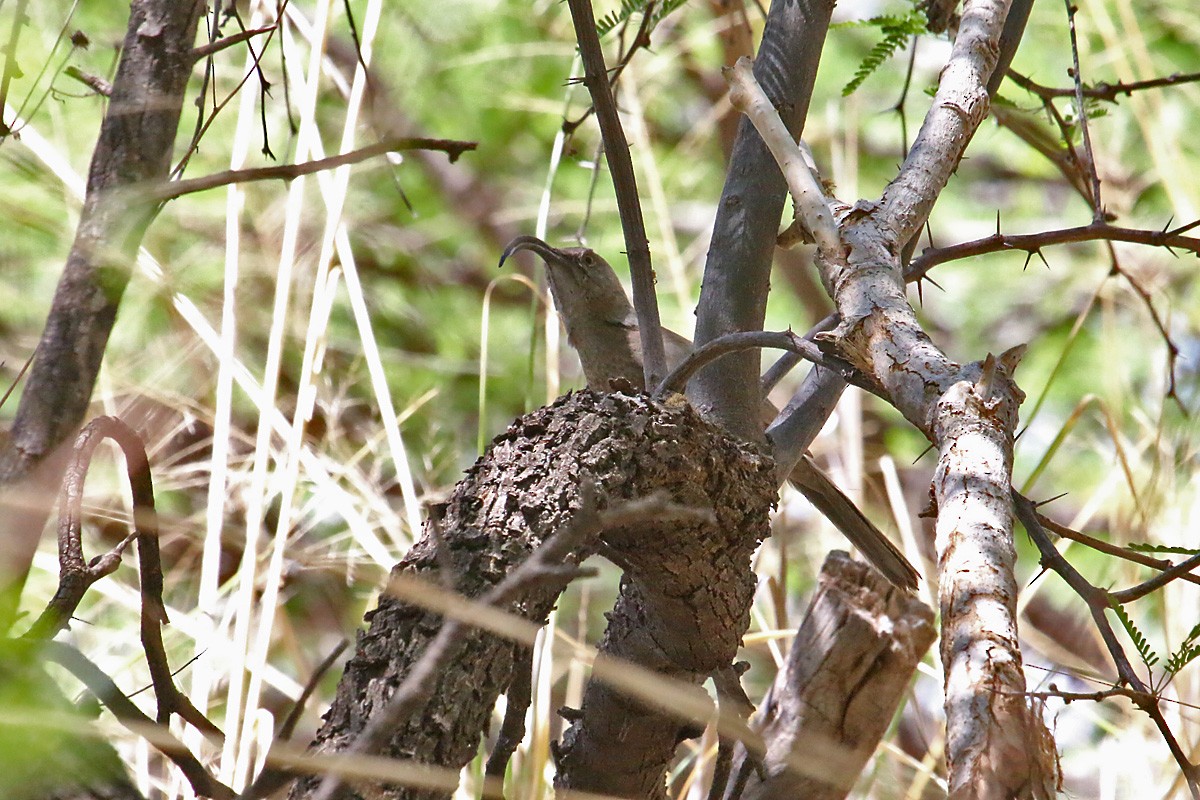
565,0,668,388
43,642,234,800
190,24,277,62
144,138,477,204
906,221,1200,282
654,329,875,399
1014,492,1200,797
1008,68,1200,103
1110,552,1200,604
1063,0,1105,222
1036,513,1200,588
311,487,713,800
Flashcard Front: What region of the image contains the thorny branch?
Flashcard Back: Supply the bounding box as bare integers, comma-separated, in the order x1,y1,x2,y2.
1014,494,1200,798
1035,513,1200,588
562,1,658,136
726,0,1068,793
191,24,277,62
1007,67,1200,103
654,329,873,398
144,137,477,204
906,221,1200,281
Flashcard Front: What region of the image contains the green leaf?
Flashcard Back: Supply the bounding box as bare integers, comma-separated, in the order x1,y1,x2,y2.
595,0,691,39
1128,542,1200,555
1109,599,1160,670
837,10,928,96
1165,621,1200,675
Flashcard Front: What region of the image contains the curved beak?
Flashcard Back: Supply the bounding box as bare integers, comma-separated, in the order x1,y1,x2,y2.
499,235,565,268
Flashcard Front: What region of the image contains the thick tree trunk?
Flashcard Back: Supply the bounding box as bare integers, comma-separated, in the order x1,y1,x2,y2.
291,391,777,799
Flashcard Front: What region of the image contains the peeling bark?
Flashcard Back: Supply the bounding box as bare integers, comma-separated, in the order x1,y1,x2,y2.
727,551,935,800
726,0,1061,793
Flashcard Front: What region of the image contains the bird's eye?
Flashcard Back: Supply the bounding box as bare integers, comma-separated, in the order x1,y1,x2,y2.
579,253,594,268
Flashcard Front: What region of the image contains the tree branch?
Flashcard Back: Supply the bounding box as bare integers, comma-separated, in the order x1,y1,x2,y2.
0,0,206,626
906,221,1200,282
880,0,1012,246
654,329,870,398
565,0,668,389
141,138,478,204
728,0,1063,791
689,0,837,440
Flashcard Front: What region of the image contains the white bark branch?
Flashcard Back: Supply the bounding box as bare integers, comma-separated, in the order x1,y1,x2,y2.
726,0,1061,791
880,0,1013,246
725,57,840,259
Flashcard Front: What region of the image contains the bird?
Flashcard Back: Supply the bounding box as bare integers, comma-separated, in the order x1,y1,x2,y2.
501,235,920,590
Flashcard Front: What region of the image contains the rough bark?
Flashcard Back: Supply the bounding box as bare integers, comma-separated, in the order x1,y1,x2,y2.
291,391,776,799
726,551,935,800
0,0,205,627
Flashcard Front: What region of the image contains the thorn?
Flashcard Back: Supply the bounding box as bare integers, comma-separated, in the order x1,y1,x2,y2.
916,279,924,306
912,442,936,464
996,209,1002,236
1036,249,1050,269
1033,492,1069,508
925,275,945,292
925,220,935,248
1023,251,1034,271
1160,215,1174,233
1167,217,1200,237
1028,565,1051,587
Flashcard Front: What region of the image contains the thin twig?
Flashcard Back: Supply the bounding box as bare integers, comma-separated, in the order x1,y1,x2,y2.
1036,513,1200,588
240,640,350,800
1014,492,1200,798
190,24,277,61
562,1,657,136
759,312,839,395
22,417,222,742
1110,553,1200,604
43,642,235,800
63,65,113,97
485,646,534,778
565,0,668,388
1008,67,1200,103
654,329,874,398
1063,0,1104,221
905,221,1200,281
0,0,32,135
145,138,476,205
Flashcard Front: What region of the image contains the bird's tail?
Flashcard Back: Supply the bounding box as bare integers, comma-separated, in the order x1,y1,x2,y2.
788,455,920,590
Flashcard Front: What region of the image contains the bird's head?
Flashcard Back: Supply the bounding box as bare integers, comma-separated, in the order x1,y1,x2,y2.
499,235,633,325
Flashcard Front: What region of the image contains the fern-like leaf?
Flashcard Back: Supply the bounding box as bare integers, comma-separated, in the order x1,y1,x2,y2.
595,0,690,39
1128,542,1200,555
1165,622,1200,675
837,10,928,96
1109,599,1160,670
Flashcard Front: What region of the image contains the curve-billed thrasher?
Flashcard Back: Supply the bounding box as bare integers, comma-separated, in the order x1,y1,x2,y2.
501,236,919,590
